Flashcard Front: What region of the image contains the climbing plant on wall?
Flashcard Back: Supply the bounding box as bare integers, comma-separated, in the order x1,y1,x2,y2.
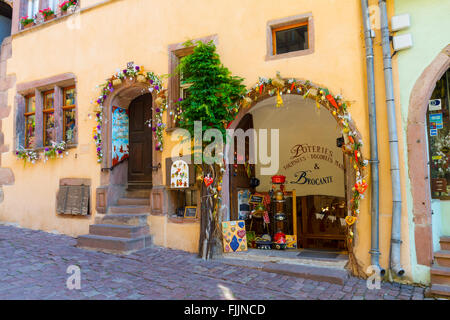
176,40,246,259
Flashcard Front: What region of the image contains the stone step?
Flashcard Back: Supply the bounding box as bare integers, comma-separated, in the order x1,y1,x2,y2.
216,258,348,285
440,237,450,251
125,189,151,198
89,224,150,239
108,205,151,214
117,197,150,206
429,284,450,298
76,234,152,255
435,250,450,268
431,265,450,286
100,214,149,226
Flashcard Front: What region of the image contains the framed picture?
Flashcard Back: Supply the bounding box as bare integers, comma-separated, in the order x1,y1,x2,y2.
184,206,197,219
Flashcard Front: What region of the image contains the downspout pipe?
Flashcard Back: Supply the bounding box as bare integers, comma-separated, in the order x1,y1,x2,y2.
379,0,405,277
361,0,385,277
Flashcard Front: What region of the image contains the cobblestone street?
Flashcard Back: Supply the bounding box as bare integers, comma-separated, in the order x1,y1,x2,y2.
0,225,430,300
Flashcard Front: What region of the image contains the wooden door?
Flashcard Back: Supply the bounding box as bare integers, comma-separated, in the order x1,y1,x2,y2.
128,94,153,185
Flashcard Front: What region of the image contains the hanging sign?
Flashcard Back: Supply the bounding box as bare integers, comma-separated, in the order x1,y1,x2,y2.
111,106,129,167
170,160,189,188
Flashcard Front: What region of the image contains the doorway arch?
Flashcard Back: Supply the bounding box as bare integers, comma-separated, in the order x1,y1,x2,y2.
95,76,165,213
407,45,450,267
220,76,368,275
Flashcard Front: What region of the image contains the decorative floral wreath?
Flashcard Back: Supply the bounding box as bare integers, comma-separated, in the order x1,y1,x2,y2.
92,63,167,163
231,74,369,241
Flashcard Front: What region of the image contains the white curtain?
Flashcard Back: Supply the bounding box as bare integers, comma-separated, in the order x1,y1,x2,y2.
27,0,39,17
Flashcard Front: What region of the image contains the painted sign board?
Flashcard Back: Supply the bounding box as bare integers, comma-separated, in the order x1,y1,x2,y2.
428,99,442,111
111,106,129,167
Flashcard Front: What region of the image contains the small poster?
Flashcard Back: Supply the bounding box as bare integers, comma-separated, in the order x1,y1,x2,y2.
430,129,438,136
170,160,189,188
222,220,248,253
111,106,129,167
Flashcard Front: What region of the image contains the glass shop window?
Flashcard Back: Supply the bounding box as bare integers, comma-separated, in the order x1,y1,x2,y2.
63,86,76,144
272,22,309,55
43,90,55,147
24,94,36,149
427,68,450,199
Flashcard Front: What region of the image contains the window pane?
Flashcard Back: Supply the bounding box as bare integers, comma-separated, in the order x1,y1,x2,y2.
64,88,76,106
25,115,35,149
64,109,76,144
26,96,35,113
44,112,55,146
44,92,54,110
427,69,450,198
275,25,308,55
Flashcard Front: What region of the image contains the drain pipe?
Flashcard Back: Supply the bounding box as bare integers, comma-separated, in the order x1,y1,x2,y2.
379,0,405,277
361,0,384,277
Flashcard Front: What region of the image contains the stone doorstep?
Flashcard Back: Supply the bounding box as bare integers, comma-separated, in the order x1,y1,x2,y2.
76,234,152,255
440,237,450,251
223,251,348,269
431,265,450,286
428,284,450,299
108,205,151,214
100,214,149,226
89,224,150,239
434,251,450,268
216,257,349,285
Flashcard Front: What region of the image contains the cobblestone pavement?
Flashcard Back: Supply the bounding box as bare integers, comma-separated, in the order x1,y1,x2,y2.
0,225,430,300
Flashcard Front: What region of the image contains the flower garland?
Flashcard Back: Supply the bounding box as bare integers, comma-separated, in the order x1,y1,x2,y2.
15,147,39,165
93,63,167,162
15,141,69,166
233,75,369,241
43,141,69,162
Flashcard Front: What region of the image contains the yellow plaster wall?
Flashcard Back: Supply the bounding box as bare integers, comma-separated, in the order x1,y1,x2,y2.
0,0,412,279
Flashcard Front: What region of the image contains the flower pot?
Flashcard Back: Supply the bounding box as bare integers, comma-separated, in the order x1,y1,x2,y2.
44,14,56,21
22,22,35,29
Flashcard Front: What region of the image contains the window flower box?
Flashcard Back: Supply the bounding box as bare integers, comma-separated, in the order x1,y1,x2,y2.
44,13,56,22
20,16,35,29
40,8,55,22
60,0,78,14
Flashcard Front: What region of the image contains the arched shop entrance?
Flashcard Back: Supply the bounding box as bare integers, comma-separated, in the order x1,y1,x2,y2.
221,77,367,269
229,95,348,252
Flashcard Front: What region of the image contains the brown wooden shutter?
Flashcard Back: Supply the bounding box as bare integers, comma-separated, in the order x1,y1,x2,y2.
57,184,90,216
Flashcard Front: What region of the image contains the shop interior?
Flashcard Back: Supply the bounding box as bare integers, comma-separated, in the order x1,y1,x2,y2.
228,95,349,259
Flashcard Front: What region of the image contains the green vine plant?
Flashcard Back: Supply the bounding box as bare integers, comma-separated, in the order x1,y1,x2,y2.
175,40,246,259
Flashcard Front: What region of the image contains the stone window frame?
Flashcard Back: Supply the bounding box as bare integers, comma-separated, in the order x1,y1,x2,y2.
266,12,315,61
166,34,218,131
15,73,78,151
